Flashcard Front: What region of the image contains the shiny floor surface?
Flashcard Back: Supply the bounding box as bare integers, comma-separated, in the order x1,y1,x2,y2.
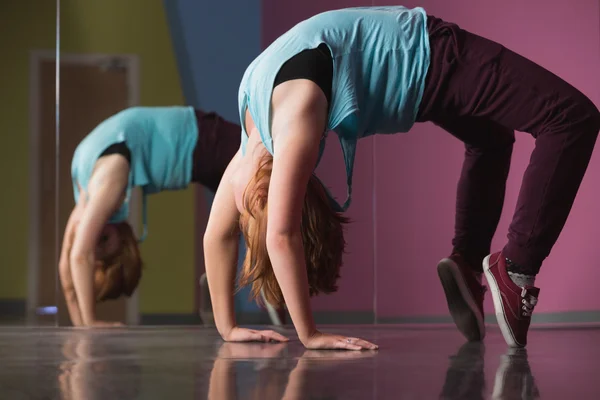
1,325,599,399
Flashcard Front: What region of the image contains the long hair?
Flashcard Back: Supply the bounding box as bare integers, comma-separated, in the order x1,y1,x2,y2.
238,153,349,307
95,222,143,302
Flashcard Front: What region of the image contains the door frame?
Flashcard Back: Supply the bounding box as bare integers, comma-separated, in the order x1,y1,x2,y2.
28,51,141,325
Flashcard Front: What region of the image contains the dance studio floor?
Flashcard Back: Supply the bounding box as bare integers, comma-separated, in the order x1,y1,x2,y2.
1,325,598,399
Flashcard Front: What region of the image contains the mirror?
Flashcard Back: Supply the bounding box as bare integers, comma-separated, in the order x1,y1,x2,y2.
53,1,185,326
52,0,259,326
163,0,266,326
48,1,598,330
159,0,380,329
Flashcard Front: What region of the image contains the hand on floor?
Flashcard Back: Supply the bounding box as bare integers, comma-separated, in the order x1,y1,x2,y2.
302,331,378,351
217,342,288,359
224,326,289,343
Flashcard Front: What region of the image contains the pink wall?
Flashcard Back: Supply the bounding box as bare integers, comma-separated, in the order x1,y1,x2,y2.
374,0,600,318
262,0,600,318
263,0,376,314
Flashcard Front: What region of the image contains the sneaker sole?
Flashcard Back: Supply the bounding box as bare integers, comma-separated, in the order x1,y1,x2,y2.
437,258,485,342
483,255,523,348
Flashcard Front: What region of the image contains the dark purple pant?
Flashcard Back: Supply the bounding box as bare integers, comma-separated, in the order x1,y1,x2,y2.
191,109,241,192
416,16,600,273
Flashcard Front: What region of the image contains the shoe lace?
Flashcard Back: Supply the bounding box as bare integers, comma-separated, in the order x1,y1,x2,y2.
520,288,538,317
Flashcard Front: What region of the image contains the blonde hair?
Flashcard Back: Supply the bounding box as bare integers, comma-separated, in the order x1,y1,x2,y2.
238,153,349,307
95,222,143,302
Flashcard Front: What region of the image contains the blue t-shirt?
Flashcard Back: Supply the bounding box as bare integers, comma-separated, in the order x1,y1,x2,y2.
238,6,430,210
71,106,198,240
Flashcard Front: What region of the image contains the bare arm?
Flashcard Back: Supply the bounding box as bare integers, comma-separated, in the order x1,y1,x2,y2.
204,151,242,338
208,358,237,400
59,205,84,326
70,157,129,326
204,151,288,344
266,81,327,344
267,81,377,350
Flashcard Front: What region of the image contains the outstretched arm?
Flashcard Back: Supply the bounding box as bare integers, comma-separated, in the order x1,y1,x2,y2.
69,157,129,326
267,82,326,344
267,81,377,350
204,151,242,338
205,150,289,343
59,205,84,326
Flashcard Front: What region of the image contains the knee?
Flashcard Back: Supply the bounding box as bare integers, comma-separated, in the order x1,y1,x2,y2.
464,125,515,152
500,128,516,147
591,105,600,135
574,98,600,138
576,105,600,150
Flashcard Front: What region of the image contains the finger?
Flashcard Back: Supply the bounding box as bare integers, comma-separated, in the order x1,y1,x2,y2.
247,332,277,343
341,343,363,351
344,337,377,349
352,338,379,350
261,333,288,343
302,349,377,360
340,337,377,351
247,332,268,342
336,340,362,351
261,330,289,342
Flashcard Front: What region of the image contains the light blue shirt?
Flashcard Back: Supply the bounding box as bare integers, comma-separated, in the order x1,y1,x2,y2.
238,6,430,211
71,106,199,241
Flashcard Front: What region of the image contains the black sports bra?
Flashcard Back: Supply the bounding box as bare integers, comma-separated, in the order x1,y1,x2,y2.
273,43,333,107
99,142,131,164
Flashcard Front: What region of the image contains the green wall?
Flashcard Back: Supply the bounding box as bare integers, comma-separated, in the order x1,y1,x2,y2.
0,0,195,314
0,2,56,299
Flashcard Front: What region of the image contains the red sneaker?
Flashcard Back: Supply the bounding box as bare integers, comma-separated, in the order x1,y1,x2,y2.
438,254,487,342
483,252,540,348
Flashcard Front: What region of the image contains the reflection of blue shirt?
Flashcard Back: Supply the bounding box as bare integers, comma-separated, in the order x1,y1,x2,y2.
71,106,198,240
238,6,430,211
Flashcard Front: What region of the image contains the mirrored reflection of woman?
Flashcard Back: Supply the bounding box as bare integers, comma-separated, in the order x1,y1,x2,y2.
59,106,240,327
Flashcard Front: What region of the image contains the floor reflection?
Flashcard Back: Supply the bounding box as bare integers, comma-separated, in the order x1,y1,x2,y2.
208,343,377,400
491,348,540,400
0,326,596,399
58,333,142,400
440,342,539,400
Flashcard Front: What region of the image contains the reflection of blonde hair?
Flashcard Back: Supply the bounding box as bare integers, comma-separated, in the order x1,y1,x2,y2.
95,222,143,302
238,153,349,308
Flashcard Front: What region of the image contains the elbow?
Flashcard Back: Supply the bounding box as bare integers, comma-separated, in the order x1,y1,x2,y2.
63,286,77,302
266,229,302,255
204,227,239,248
59,260,70,275
58,263,76,301
69,250,91,268
203,230,218,249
